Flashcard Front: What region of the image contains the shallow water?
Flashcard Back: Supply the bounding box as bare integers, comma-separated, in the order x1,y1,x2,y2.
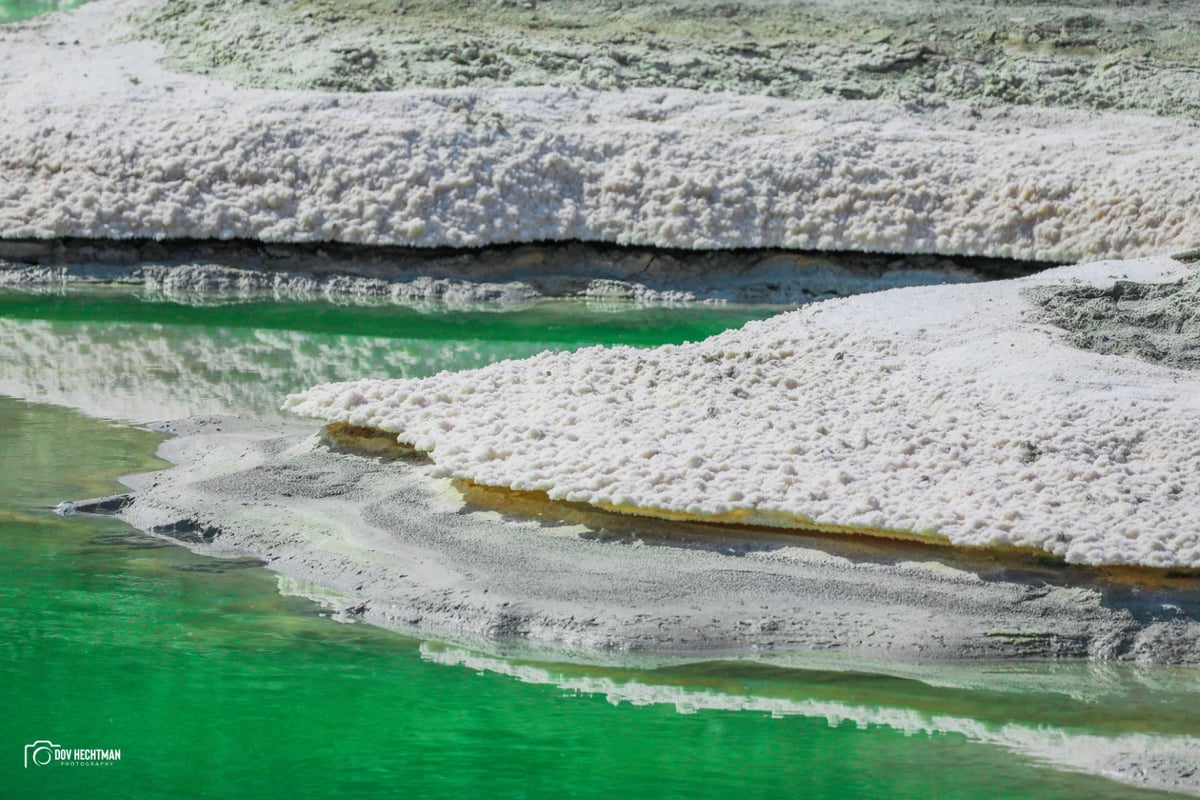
0,0,86,24
1,287,1197,798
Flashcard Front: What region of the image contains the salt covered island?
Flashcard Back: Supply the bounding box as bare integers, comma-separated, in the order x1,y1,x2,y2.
287,254,1200,569
5,1,1200,666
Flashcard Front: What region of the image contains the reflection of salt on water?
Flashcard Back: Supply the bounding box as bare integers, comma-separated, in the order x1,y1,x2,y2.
420,643,1200,795
275,575,359,623
0,316,552,423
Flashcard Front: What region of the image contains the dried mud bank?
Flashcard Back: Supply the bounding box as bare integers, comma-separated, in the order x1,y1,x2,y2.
288,255,1200,570
0,238,1053,304
1,0,1198,260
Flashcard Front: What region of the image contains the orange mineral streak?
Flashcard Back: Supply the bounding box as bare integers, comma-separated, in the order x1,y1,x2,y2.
320,422,431,463
455,477,950,547
591,499,952,547
317,427,943,544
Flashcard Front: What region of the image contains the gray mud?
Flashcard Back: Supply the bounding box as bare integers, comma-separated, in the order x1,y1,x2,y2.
134,0,1200,117
1031,265,1200,370
0,238,1052,304
100,415,1200,666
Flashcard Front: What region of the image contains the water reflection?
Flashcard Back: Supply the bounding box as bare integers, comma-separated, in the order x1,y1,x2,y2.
0,289,777,423
0,316,555,422
422,643,1200,795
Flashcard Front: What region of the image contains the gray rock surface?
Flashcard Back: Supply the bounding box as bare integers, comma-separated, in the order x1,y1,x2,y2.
1031,262,1200,370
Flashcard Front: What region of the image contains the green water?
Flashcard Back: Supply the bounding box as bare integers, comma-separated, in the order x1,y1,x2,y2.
1,288,1197,799
0,0,86,24
0,289,781,350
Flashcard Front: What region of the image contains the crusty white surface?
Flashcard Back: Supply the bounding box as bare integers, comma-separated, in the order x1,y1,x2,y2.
287,255,1200,568
1,0,1199,260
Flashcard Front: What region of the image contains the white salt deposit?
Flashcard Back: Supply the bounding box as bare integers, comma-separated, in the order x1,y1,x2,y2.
1,0,1199,260
287,255,1200,569
9,1,1200,567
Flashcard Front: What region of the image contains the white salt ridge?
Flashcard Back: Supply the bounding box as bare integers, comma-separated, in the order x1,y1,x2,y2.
1,0,1199,260
287,255,1200,569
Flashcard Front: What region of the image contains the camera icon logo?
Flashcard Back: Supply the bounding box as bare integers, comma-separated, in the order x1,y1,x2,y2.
24,740,60,768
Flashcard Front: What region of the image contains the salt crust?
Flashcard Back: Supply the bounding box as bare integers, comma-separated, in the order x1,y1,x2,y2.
287,255,1200,568
2,0,1199,261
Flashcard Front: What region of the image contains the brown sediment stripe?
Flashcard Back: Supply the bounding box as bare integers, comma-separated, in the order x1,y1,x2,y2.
324,424,969,549
591,497,950,547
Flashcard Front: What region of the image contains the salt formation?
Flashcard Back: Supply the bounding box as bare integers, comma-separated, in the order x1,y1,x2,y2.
1,0,1199,260
288,255,1200,568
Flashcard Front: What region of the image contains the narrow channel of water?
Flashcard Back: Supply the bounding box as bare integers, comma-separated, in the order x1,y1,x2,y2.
1,287,1196,799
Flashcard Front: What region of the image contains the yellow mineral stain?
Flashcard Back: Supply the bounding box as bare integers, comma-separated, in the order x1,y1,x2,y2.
592,499,952,547
320,422,431,463
326,425,1200,583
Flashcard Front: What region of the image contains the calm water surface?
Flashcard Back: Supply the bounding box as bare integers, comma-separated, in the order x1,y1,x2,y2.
0,0,87,24
1,288,1196,799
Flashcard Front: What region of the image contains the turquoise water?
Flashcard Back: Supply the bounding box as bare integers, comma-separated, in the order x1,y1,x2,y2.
1,288,1197,798
0,0,87,24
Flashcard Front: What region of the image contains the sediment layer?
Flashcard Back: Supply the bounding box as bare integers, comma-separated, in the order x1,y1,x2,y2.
0,237,1053,304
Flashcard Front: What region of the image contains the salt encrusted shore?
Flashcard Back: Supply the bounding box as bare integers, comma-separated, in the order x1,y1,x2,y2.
93,413,1200,671
58,416,1200,791
287,254,1200,569
33,273,1199,669
1,0,1199,261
